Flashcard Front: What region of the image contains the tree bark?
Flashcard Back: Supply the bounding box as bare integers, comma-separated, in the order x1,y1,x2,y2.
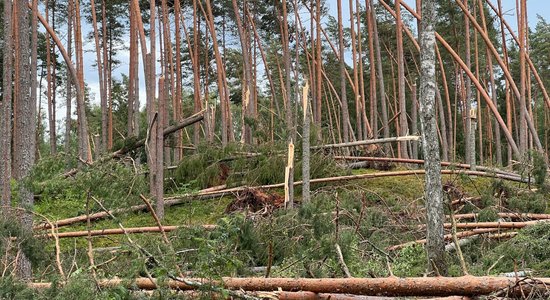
28,276,550,297
14,0,37,279
419,0,446,275
396,0,409,159
1,0,13,212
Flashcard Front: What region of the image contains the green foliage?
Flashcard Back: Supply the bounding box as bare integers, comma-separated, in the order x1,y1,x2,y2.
531,151,548,187
478,207,499,222
0,217,49,269
393,245,427,277
30,156,148,218
479,222,550,276
173,143,345,191
507,192,547,213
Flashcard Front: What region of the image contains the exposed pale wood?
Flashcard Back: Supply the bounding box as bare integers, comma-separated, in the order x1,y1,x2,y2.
39,225,216,239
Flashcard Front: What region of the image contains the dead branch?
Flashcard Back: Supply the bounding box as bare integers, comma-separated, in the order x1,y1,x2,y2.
38,225,216,239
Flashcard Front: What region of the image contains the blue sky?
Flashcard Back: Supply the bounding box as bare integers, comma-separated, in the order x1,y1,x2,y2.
53,1,550,135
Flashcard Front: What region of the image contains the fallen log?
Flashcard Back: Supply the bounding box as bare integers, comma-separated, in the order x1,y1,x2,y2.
387,228,502,251
311,136,419,150
451,212,550,221
112,110,204,158
334,156,523,179
442,220,550,229
38,225,216,239
37,169,527,230
34,185,228,230
27,276,550,297
62,111,205,178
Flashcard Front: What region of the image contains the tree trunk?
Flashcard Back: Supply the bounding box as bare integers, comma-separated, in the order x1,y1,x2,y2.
90,0,106,152
371,0,389,154
396,0,409,159
74,0,92,163
302,83,311,204
337,0,350,145
13,0,37,279
1,0,13,212
419,0,447,275
281,0,295,207
65,0,73,157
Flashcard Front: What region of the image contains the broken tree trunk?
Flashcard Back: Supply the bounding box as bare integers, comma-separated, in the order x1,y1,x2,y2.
27,276,550,297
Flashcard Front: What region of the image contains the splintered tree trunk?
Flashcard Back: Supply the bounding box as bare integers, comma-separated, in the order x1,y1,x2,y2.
337,0,350,145
281,0,294,207
232,0,253,144
1,0,13,211
419,0,447,275
396,0,409,159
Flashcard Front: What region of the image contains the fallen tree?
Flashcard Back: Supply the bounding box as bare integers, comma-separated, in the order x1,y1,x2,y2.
311,136,419,150
36,169,529,230
63,111,205,177
441,220,550,229
38,225,216,239
451,212,550,221
27,276,550,297
334,156,524,179
387,228,502,251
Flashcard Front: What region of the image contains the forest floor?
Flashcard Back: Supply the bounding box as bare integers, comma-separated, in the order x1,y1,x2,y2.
4,147,550,299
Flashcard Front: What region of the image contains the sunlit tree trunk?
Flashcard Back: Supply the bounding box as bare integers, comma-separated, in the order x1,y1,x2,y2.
337,0,350,146
65,0,73,156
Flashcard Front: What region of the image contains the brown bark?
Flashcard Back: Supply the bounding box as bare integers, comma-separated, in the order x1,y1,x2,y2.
396,0,409,159
173,0,183,160
73,0,92,163
1,0,13,211
28,276,550,297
